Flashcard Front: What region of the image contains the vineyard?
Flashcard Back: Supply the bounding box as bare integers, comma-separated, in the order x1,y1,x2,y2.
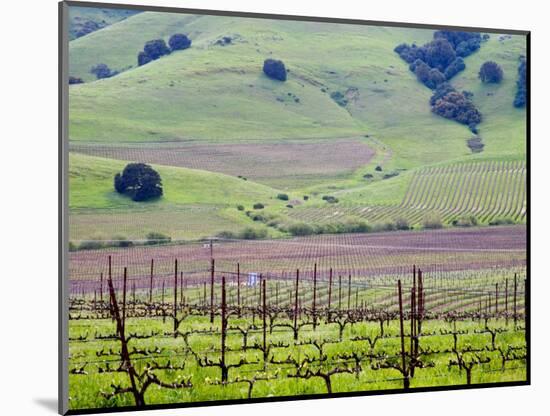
64,8,528,411
70,138,376,188
68,226,527,283
68,228,528,410
288,160,526,226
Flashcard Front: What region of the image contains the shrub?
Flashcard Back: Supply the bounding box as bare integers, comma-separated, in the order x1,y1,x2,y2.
79,240,105,250
434,31,481,57
422,213,443,229
423,38,456,72
237,205,245,211
277,193,289,201
114,163,163,202
239,227,268,240
217,230,237,239
137,51,152,66
375,166,382,171
286,204,294,209
444,58,466,80
146,231,171,245
372,222,397,232
412,59,445,89
429,82,455,106
113,235,134,248
489,217,515,226
330,91,348,107
143,39,171,60
479,61,503,83
287,223,315,236
69,76,84,85
322,195,339,204
253,203,265,209
90,63,116,79
263,59,287,81
514,57,527,108
467,137,484,153
383,172,399,180
303,195,309,201
339,220,372,233
250,213,267,222
431,89,482,127
394,43,425,64
68,241,77,251
452,215,478,227
394,217,410,230
169,33,192,51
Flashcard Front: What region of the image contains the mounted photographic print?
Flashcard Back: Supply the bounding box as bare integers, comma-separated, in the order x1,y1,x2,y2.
59,1,530,414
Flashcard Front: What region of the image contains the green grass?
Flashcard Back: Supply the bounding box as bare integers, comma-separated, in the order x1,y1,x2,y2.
67,8,527,240
288,159,526,227
67,270,527,409
68,6,141,41
69,153,292,240
69,12,525,168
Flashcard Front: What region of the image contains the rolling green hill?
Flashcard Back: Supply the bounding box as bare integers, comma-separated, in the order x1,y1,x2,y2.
68,6,141,40
69,153,289,241
67,9,527,241
68,12,525,166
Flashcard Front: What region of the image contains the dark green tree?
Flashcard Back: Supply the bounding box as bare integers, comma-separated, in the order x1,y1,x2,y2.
263,59,287,81
143,39,171,60
479,61,503,83
114,163,163,202
90,63,115,79
169,33,192,51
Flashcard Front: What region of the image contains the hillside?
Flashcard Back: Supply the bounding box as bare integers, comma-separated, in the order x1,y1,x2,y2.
68,6,141,40
67,9,527,241
69,153,288,241
68,12,525,168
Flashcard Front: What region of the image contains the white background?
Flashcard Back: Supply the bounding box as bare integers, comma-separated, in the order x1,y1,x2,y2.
1,0,546,414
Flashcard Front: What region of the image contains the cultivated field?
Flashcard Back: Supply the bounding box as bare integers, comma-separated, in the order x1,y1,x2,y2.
289,160,527,227
70,138,376,188
68,243,526,409
65,7,528,411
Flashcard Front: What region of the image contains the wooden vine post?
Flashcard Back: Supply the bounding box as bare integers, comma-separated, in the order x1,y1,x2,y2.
220,274,228,381
262,278,268,370
293,269,300,341
312,263,317,330
173,259,178,337
149,259,154,304
210,258,215,324
397,279,409,389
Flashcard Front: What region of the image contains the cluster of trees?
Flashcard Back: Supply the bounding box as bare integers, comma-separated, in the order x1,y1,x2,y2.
71,20,105,39
137,33,192,66
514,56,527,108
90,63,117,79
114,163,163,201
430,83,482,130
263,59,287,81
479,61,503,83
395,31,483,89
395,31,486,131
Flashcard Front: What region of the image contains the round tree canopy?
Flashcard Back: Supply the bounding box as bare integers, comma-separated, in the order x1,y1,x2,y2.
114,163,163,202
